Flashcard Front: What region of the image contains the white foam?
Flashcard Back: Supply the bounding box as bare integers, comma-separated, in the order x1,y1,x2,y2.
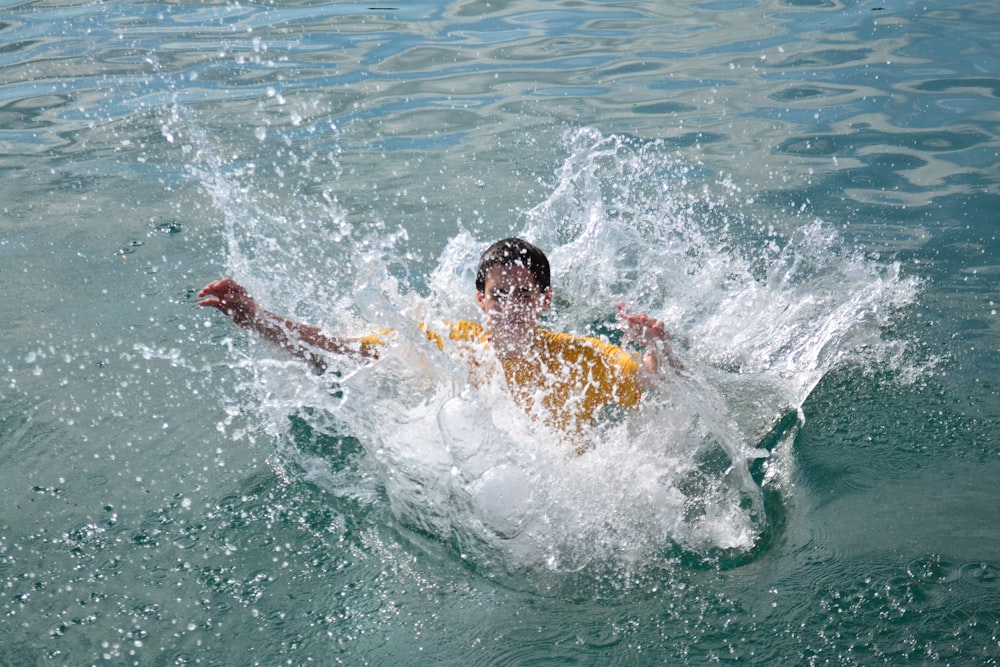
196,124,921,580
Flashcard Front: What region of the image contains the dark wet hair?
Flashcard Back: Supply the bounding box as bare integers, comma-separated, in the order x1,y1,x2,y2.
475,237,551,293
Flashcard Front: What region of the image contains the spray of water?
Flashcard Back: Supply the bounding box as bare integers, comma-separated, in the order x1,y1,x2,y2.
186,120,920,588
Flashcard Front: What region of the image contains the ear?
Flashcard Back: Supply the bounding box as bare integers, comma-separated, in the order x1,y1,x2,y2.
539,287,553,313
476,290,487,313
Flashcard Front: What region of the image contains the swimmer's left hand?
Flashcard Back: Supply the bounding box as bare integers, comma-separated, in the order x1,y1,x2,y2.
616,302,668,347
617,302,682,379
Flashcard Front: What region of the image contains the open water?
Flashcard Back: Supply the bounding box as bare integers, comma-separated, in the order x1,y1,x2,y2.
2,0,999,664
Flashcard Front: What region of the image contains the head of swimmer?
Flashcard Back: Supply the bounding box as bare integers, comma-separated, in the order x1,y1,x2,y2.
475,238,552,349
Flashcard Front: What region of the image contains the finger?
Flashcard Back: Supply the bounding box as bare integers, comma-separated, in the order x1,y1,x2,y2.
197,297,221,308
198,279,224,298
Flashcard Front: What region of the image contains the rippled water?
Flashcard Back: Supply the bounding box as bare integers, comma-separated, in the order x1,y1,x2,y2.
2,0,999,664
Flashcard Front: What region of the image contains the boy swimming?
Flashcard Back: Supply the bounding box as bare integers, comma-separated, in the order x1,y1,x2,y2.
198,237,678,433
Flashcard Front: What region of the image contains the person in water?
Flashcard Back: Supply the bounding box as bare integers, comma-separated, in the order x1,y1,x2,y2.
198,237,679,433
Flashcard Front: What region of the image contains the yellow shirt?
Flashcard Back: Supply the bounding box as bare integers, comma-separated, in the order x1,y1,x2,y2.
408,321,642,432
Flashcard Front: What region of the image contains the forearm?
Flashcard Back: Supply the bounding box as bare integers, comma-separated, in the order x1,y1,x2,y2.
638,340,682,388
246,309,374,367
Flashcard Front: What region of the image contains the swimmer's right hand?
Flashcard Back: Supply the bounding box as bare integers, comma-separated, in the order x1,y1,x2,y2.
197,277,259,327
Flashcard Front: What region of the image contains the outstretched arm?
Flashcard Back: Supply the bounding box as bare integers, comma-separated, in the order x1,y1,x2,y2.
616,302,682,385
198,277,379,368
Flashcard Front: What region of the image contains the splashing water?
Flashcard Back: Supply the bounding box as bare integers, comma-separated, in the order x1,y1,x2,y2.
190,121,920,588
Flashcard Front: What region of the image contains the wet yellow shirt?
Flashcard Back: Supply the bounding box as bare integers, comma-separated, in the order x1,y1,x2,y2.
412,321,643,432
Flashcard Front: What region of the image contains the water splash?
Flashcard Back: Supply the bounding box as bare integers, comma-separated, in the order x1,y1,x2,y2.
190,121,921,587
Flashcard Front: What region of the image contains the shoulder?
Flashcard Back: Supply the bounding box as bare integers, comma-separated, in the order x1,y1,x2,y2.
540,329,634,367
448,320,485,341
421,320,485,346
540,328,611,350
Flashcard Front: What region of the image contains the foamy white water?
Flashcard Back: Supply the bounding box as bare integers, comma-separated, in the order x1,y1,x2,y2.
189,123,920,584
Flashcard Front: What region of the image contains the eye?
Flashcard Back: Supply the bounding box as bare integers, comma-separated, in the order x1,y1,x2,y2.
496,287,535,299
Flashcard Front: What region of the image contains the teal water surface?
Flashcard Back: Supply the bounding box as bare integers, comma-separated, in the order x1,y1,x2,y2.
2,1,999,664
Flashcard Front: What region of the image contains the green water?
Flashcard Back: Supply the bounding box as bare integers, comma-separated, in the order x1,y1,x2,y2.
2,1,999,664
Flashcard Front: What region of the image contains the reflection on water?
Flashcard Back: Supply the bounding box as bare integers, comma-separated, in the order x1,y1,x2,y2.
3,0,996,218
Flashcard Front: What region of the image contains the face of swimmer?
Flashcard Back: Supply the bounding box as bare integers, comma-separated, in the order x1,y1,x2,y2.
477,263,552,356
